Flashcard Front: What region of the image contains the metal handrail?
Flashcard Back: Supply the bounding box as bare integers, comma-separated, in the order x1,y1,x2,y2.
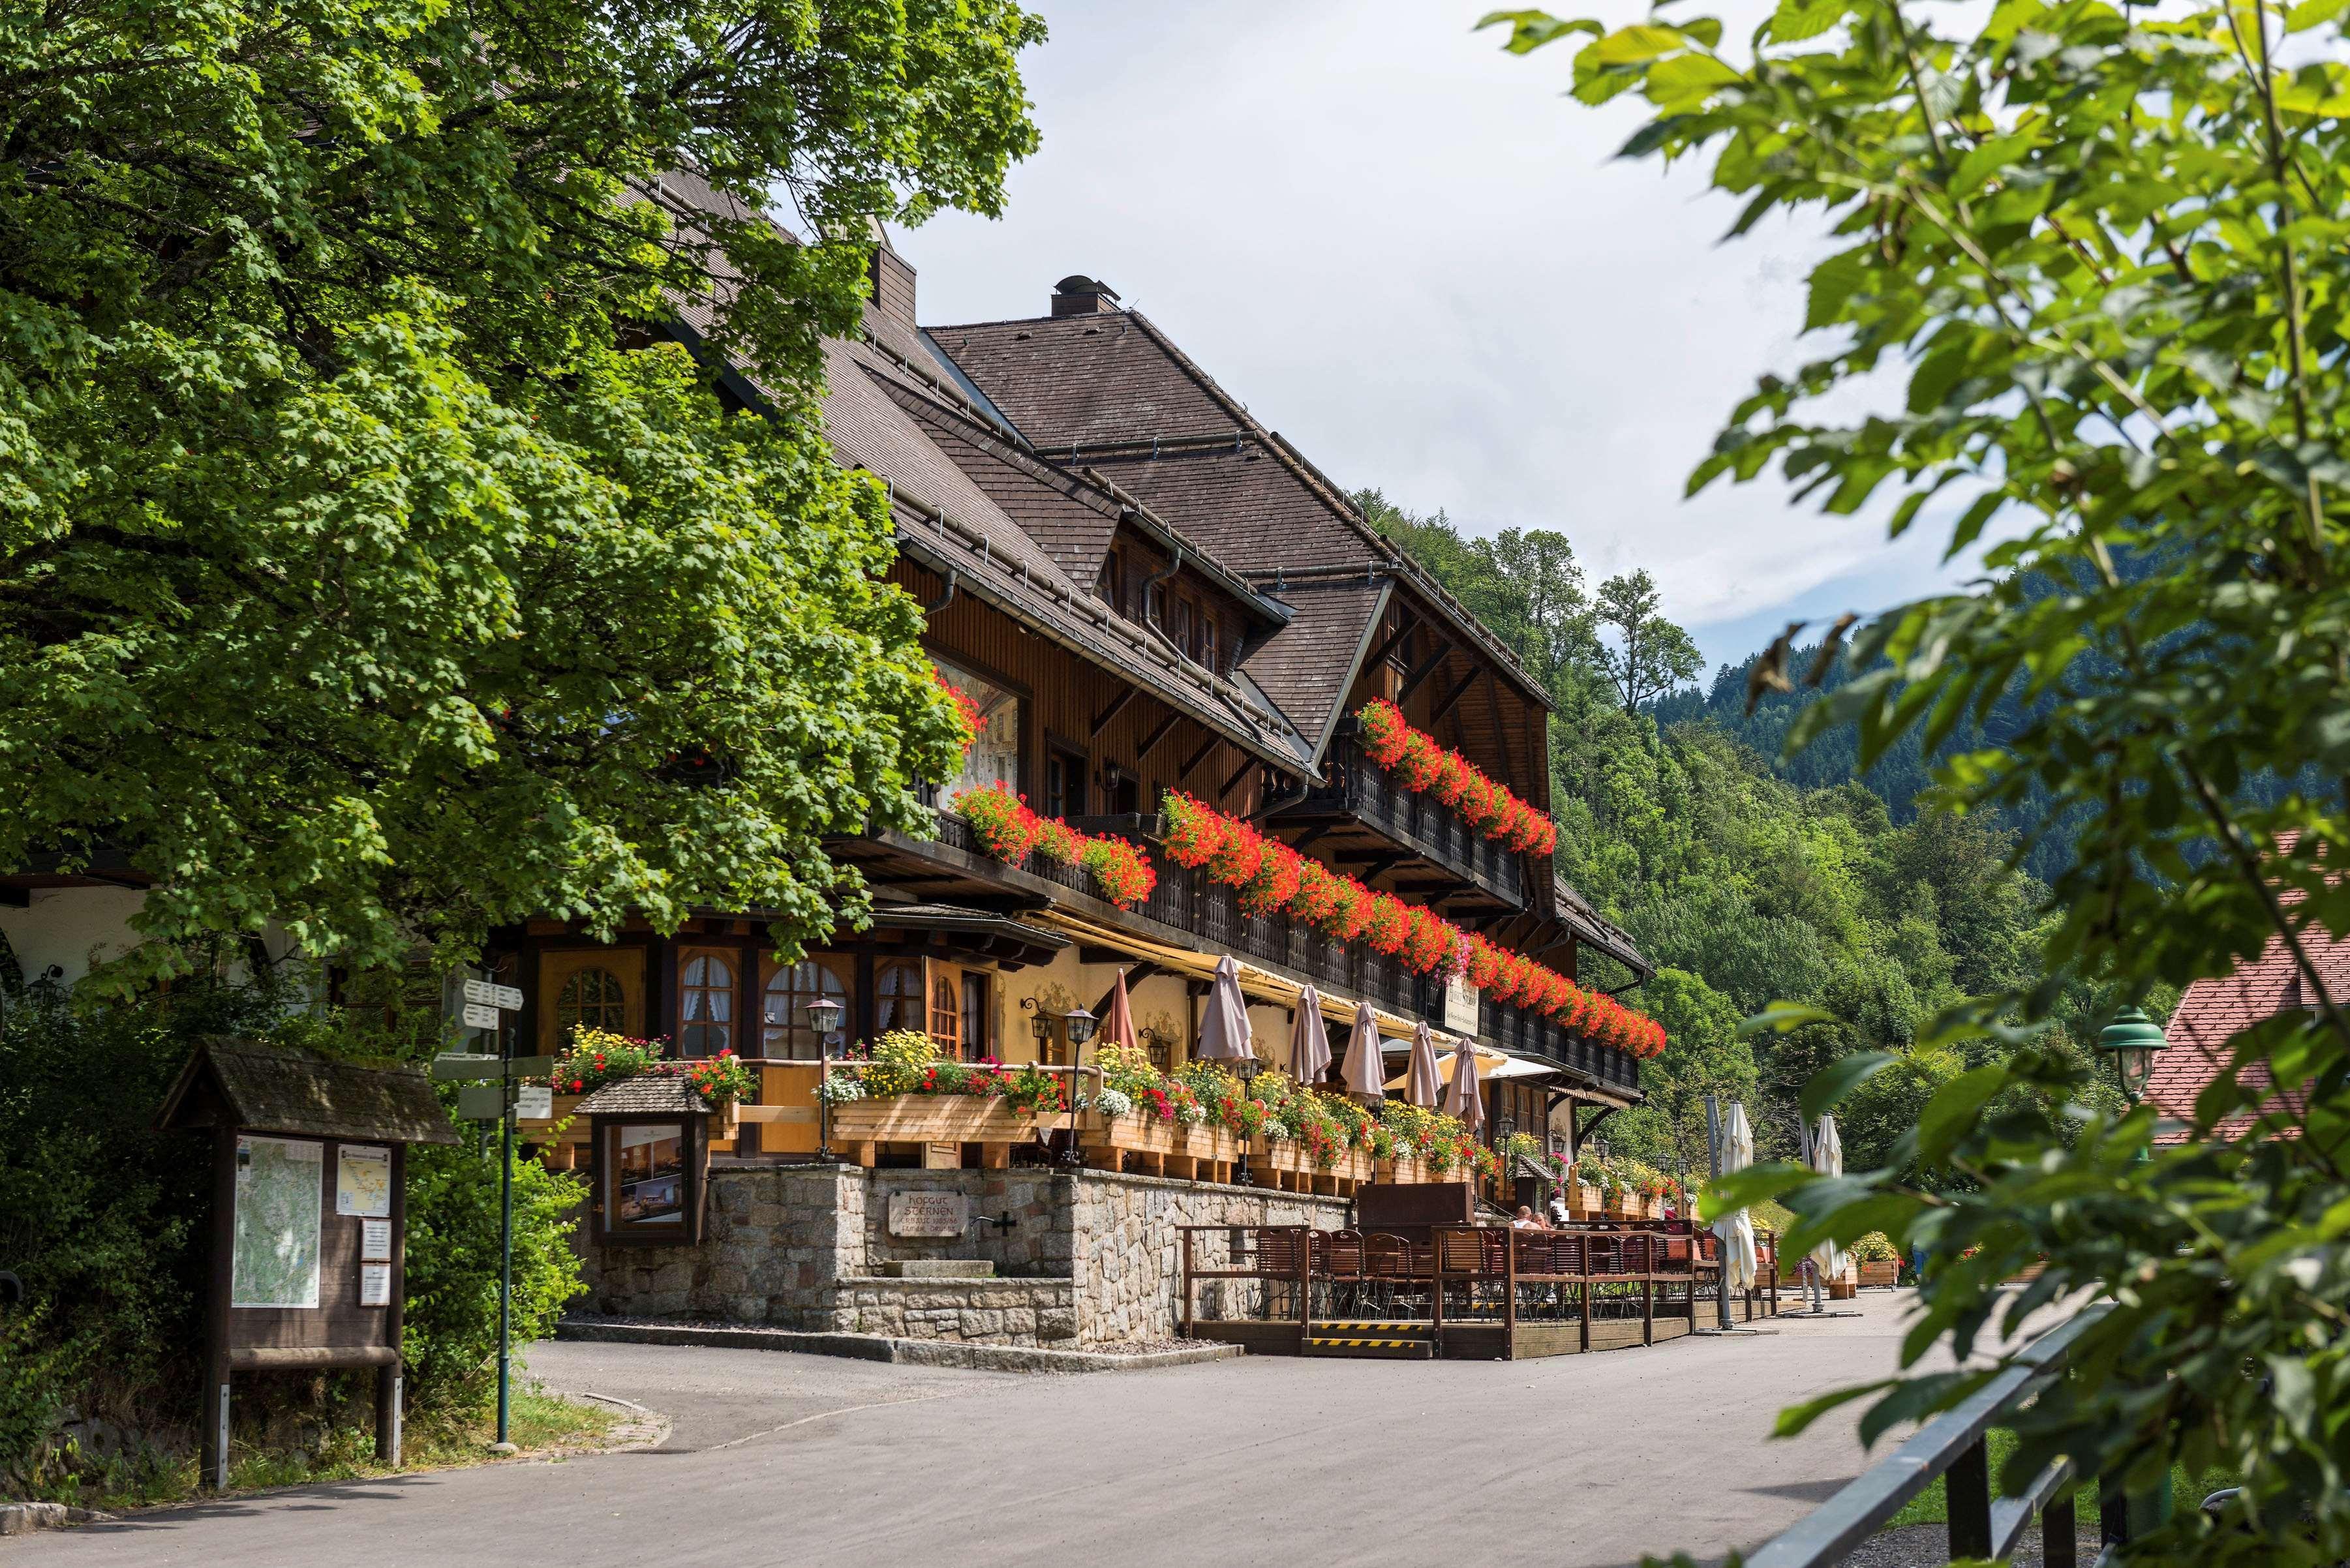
1746,1303,2111,1568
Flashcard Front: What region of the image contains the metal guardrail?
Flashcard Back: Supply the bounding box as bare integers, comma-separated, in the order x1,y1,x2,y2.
1747,1304,2111,1568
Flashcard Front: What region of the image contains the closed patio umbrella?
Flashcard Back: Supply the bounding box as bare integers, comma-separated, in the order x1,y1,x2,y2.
1441,1037,1486,1133
1100,967,1140,1054
1193,954,1254,1064
1715,1102,1759,1294
1339,1001,1384,1100
1288,982,1330,1085
1809,1113,1846,1282
1403,1020,1444,1107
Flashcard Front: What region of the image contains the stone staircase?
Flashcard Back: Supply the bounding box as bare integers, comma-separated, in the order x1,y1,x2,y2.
1300,1320,1436,1359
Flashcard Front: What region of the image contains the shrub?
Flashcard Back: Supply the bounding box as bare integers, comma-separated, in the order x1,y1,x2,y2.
0,955,582,1500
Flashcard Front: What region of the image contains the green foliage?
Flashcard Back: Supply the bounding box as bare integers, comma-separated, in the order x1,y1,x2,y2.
1595,569,1704,714
0,0,1046,988
1372,495,2062,1171
0,957,582,1499
399,1142,585,1414
1487,0,2350,1555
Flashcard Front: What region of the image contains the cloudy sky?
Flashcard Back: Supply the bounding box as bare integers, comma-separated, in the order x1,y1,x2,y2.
900,0,1968,676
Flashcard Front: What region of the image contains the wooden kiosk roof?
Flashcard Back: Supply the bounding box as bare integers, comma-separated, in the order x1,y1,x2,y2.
156,1042,459,1145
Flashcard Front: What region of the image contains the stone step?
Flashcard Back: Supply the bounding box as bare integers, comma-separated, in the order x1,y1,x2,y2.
1302,1336,1434,1359
883,1259,996,1280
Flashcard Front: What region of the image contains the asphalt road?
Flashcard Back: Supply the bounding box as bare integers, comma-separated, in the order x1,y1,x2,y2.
20,1295,1929,1568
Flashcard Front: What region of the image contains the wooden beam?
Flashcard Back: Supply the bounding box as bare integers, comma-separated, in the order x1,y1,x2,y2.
1135,710,1183,761
1090,686,1138,739
1218,757,1255,802
1358,613,1416,678
1487,669,1519,782
1394,641,1453,704
1341,852,1406,883
1429,665,1482,723
1282,822,1335,856
1179,733,1219,779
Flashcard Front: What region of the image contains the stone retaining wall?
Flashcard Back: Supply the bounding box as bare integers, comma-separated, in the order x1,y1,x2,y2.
572,1163,1350,1348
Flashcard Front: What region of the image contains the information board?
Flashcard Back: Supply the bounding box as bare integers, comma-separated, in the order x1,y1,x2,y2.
232,1136,322,1309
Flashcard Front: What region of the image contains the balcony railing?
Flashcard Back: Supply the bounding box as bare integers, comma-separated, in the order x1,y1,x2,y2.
1480,995,1642,1096
919,811,1636,1097
1292,734,1528,909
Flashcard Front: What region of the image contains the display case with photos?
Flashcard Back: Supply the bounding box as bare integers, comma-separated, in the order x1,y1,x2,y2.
592,1116,707,1244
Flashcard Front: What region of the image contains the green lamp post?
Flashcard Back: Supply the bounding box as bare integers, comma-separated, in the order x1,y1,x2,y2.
2096,1006,2169,1103
2094,1004,2174,1541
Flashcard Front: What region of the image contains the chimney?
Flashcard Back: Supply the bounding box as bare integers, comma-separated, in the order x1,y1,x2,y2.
869,222,917,336
1050,275,1121,317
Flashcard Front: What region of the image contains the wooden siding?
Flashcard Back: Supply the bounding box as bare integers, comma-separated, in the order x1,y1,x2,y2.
904,558,1277,817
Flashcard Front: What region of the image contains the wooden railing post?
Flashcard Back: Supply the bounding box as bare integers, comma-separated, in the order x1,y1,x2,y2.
2042,1487,2077,1568
1431,1229,1446,1353
1946,1434,1992,1561
1578,1233,1592,1353
1298,1226,1312,1351
1180,1228,1195,1336
1503,1229,1519,1349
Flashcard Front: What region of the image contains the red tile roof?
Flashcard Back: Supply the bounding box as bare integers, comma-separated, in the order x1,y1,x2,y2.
2146,929,2344,1140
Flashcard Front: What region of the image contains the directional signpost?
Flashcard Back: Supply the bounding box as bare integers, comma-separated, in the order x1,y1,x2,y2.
433,973,530,1448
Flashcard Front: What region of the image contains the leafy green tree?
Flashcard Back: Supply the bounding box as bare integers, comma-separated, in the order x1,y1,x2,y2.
1594,569,1701,713
1487,0,2350,1556
0,0,1045,984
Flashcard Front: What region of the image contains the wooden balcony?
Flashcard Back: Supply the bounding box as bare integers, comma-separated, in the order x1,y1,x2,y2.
840,811,1640,1102
1271,733,1527,914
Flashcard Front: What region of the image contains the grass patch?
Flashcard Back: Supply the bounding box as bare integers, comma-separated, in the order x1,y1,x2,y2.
78,1381,619,1512
1883,1426,2235,1531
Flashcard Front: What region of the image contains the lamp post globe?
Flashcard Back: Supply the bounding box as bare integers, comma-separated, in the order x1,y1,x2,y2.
2096,1006,2169,1103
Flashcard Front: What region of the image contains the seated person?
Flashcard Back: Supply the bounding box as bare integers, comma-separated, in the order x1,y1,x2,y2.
1510,1205,1548,1231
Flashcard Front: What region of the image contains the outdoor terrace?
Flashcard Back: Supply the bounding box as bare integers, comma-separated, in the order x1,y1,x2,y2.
1179,1220,1780,1359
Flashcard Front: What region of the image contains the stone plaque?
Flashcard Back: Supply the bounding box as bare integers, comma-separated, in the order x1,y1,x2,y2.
887,1191,969,1239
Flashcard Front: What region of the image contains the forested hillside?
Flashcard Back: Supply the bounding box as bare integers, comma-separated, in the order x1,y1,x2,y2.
1359,491,2129,1177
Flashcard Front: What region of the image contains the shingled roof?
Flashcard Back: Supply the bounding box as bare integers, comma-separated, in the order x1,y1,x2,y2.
575,1074,712,1117
156,1042,460,1145
928,307,1554,755
2146,930,2342,1140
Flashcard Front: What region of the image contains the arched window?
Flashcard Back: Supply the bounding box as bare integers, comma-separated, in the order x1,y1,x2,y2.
678,950,734,1056
874,959,924,1036
761,960,848,1061
556,967,628,1036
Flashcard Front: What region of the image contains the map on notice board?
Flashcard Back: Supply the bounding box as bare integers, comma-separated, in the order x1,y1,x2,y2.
232,1136,322,1309
335,1143,393,1218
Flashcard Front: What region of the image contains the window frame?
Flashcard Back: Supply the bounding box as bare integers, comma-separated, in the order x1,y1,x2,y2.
676,946,739,1059
537,947,646,1053
758,956,851,1061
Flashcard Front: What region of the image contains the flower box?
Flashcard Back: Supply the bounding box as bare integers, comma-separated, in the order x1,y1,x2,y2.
829,1094,1050,1147
1246,1136,1373,1190
1080,1113,1240,1168
1859,1259,1900,1289
1374,1154,1437,1185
